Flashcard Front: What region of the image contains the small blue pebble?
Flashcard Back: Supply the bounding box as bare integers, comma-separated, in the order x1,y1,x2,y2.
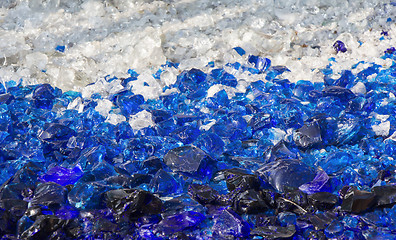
333,40,347,53
233,47,246,56
55,45,65,52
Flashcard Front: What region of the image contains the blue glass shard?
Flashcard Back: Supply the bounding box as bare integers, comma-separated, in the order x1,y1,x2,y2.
233,47,246,56
170,125,200,144
322,86,355,102
76,145,106,171
385,47,396,54
149,169,182,196
293,80,315,101
38,123,75,146
334,70,355,88
39,165,83,186
319,151,356,174
68,181,116,210
29,182,67,207
333,40,347,53
175,68,207,99
0,93,15,105
154,211,205,235
194,132,225,157
325,220,344,238
212,209,250,239
257,159,316,192
299,170,330,194
115,93,144,117
266,66,290,80
210,69,238,87
32,84,57,109
164,145,216,181
293,121,322,149
248,55,271,73
55,205,79,220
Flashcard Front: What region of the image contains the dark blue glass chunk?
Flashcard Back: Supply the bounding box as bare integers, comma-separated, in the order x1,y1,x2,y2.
322,86,355,102
104,189,163,220
154,211,205,236
188,184,219,205
29,182,67,208
333,40,347,53
32,84,57,109
257,159,316,192
232,189,269,214
212,209,250,239
372,185,396,207
164,145,216,181
340,186,375,213
385,47,396,54
39,166,83,186
19,215,68,240
0,93,15,105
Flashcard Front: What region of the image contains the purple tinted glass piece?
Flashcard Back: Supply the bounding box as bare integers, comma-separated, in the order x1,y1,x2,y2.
299,170,330,194
39,165,83,186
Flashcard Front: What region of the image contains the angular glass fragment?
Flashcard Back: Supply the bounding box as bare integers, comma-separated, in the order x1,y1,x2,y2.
334,70,355,88
299,170,330,194
38,123,75,146
188,184,219,205
212,209,250,239
222,168,261,192
194,132,224,157
209,69,238,87
32,84,57,109
175,68,208,99
251,225,296,239
29,182,67,208
340,186,375,213
164,145,215,181
257,159,315,192
248,55,271,73
68,181,114,210
0,93,14,105
324,220,344,238
39,165,83,186
154,211,205,236
320,151,355,174
55,45,65,52
307,192,338,210
232,189,268,214
19,215,67,240
372,185,396,207
149,169,182,196
104,189,163,220
293,121,322,149
233,47,246,56
322,86,355,102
